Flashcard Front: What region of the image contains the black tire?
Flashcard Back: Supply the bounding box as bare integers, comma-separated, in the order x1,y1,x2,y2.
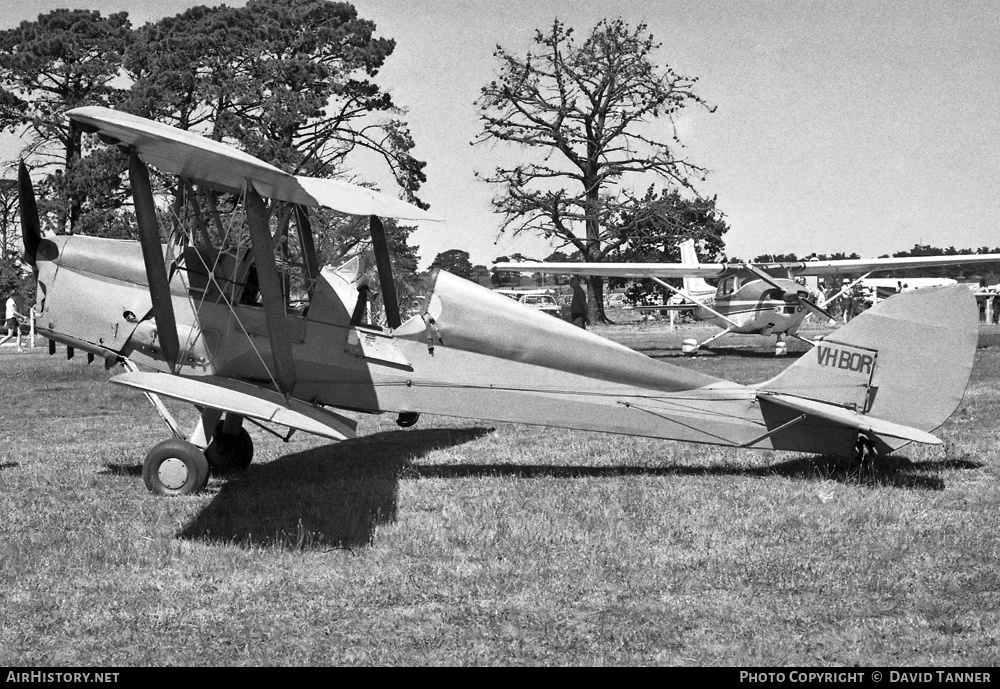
396,412,420,428
143,439,210,496
205,423,253,472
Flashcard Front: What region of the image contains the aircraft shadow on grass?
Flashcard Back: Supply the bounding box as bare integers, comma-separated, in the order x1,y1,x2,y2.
406,453,981,492
697,346,808,360
638,346,808,361
106,427,974,549
173,426,495,549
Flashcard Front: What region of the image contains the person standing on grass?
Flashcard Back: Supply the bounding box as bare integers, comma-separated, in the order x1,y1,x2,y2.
1,291,25,352
569,276,589,329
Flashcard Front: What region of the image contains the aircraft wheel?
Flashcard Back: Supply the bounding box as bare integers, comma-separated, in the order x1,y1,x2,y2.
143,439,210,496
396,412,420,428
205,423,254,472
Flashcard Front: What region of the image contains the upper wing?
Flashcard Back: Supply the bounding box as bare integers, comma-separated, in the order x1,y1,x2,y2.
492,261,726,279
68,106,440,222
777,254,1000,278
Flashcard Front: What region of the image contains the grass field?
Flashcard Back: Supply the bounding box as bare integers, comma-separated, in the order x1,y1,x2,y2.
2,323,999,666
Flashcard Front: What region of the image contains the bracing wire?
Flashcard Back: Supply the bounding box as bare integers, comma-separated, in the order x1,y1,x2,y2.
170,184,284,393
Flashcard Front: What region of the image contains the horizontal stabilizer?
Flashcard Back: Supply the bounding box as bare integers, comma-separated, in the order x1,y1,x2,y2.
67,106,439,222
110,371,357,441
757,391,942,445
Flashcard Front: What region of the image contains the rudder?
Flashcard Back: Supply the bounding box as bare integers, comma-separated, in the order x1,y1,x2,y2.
679,240,715,296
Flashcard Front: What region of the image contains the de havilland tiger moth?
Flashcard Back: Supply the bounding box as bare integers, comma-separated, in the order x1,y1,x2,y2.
15,106,981,496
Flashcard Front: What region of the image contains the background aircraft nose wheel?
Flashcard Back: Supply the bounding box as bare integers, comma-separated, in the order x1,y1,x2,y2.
396,412,420,428
143,439,210,496
205,422,254,472
852,434,878,467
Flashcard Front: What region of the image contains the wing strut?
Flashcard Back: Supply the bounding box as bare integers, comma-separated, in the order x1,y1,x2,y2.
649,276,741,328
293,205,321,289
245,181,297,398
820,273,871,308
369,215,401,329
742,263,836,324
129,151,181,373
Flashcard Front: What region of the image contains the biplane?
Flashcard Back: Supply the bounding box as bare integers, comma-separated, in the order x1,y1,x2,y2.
17,106,980,496
496,240,1000,355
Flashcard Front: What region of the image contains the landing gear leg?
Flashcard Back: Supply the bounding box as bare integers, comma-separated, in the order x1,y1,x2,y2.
682,327,734,356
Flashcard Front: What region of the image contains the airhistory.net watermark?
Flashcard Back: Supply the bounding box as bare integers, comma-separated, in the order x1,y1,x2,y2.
6,672,119,683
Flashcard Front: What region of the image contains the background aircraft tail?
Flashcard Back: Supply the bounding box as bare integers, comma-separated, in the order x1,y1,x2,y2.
678,239,715,296
757,285,978,447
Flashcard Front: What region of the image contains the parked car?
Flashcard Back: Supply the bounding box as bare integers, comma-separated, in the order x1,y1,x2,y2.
518,293,562,317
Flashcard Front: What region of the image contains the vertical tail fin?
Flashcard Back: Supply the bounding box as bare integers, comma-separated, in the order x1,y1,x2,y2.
757,285,978,445
679,239,715,296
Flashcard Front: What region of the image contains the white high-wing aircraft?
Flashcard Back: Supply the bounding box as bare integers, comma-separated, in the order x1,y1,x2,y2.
496,241,1000,355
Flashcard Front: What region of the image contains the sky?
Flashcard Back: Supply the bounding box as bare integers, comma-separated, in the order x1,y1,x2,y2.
2,0,999,268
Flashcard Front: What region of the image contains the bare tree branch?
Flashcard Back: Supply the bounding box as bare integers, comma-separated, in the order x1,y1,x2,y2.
474,18,715,320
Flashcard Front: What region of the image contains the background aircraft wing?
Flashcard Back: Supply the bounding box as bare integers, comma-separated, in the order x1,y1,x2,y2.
492,261,725,278
773,254,1000,278
68,106,439,222
110,371,358,441
497,253,1000,280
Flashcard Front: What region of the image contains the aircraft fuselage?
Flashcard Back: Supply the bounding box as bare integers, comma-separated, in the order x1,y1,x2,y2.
695,271,811,336
27,234,834,454
26,232,981,470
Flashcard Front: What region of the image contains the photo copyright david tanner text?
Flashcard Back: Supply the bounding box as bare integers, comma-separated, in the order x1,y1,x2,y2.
740,671,992,683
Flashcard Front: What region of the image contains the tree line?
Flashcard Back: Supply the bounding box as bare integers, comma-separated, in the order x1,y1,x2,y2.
0,1,426,308
1,8,733,324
